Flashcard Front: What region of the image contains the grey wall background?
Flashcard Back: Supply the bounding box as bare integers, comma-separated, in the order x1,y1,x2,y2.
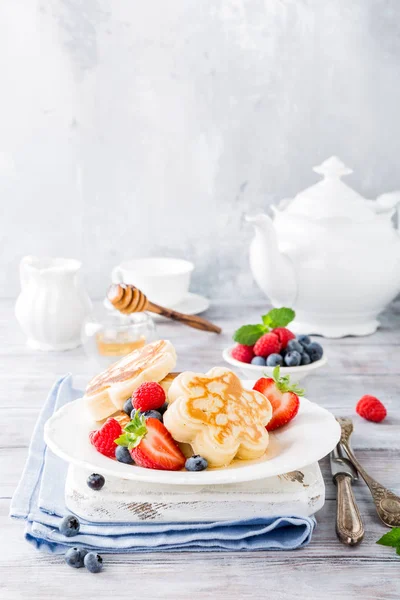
1,0,400,300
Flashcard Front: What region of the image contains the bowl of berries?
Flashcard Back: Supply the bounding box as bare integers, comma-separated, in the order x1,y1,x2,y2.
223,307,326,383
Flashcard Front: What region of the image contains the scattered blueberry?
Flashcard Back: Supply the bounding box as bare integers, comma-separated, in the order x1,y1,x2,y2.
287,339,303,354
65,547,88,568
87,473,105,491
84,552,103,573
297,334,311,347
307,342,324,362
123,397,133,415
142,410,163,421
115,446,134,464
185,455,208,471
300,351,311,365
158,401,169,415
251,356,266,366
266,353,283,367
131,408,142,419
59,514,80,537
284,350,302,367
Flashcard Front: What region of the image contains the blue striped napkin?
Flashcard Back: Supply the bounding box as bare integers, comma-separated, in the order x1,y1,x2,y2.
10,374,316,553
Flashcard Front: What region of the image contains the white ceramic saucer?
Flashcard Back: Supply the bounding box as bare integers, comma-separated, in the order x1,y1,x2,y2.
151,292,210,321
44,382,340,486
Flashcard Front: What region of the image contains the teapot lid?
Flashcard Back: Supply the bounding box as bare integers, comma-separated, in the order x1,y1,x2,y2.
283,156,374,222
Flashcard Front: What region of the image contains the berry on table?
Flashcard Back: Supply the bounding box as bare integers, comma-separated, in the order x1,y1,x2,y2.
251,356,266,366
115,445,134,464
253,332,281,358
142,410,163,421
123,398,133,416
132,382,166,412
307,342,323,362
231,344,255,363
300,352,311,365
84,552,103,573
297,334,311,347
65,547,88,568
266,353,283,367
284,351,301,367
185,455,208,471
356,395,387,422
59,514,80,537
272,327,295,349
89,418,122,458
87,473,105,491
286,339,303,354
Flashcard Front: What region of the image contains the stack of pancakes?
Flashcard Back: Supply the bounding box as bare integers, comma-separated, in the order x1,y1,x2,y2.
84,339,177,421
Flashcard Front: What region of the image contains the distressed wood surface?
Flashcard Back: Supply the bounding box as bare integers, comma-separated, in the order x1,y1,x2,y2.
1,298,400,599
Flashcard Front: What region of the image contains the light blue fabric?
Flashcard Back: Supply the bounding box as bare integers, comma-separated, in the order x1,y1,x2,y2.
10,374,316,553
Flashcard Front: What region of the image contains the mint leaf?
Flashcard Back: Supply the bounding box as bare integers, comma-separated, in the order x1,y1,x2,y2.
377,528,400,547
233,324,266,345
262,307,295,329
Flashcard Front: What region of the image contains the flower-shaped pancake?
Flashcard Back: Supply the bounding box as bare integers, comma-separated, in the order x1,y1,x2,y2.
163,367,272,467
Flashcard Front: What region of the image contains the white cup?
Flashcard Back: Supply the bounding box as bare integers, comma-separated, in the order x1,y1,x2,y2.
112,257,194,307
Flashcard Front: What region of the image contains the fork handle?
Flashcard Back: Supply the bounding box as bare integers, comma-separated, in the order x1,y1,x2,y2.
335,473,364,546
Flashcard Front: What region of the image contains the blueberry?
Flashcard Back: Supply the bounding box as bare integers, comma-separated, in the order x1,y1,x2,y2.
123,398,133,415
300,351,311,365
185,455,208,472
297,334,311,347
65,547,88,569
251,356,266,366
115,446,134,464
307,342,323,362
284,351,301,367
87,473,105,491
158,401,169,415
266,353,283,367
287,339,303,354
59,514,80,537
142,410,163,421
84,552,103,573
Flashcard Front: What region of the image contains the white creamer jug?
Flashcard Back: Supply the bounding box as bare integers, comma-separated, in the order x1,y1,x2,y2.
15,256,92,350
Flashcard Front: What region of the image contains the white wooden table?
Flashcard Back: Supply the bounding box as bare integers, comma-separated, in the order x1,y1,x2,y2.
1,298,400,599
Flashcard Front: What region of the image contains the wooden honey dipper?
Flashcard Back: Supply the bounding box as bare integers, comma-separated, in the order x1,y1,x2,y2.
108,284,222,334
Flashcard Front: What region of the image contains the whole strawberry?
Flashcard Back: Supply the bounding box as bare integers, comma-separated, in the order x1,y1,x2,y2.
272,327,295,349
231,344,255,363
356,395,387,423
253,332,281,358
132,382,166,412
89,418,122,457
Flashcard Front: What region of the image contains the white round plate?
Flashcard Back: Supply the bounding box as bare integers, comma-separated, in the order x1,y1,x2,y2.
44,383,340,486
223,347,327,383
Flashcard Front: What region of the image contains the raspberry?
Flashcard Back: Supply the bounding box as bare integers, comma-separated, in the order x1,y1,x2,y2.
231,344,255,363
356,395,387,423
253,332,281,358
132,381,166,412
89,418,122,457
272,327,295,349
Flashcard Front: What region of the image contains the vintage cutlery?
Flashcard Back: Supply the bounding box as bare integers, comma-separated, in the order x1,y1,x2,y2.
330,443,364,545
337,417,400,527
108,283,222,334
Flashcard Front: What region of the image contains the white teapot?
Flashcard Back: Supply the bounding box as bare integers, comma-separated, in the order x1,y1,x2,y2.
247,156,400,337
15,256,92,350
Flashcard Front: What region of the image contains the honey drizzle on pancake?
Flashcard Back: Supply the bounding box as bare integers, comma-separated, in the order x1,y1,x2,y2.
86,340,167,395
186,371,269,445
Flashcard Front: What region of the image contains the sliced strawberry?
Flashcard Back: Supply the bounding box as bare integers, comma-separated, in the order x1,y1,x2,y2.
253,366,303,431
115,412,185,471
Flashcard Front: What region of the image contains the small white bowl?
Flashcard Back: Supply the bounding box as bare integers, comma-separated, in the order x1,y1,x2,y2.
222,347,327,384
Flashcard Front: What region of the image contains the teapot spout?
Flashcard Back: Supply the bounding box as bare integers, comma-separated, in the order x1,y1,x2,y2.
246,214,297,306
